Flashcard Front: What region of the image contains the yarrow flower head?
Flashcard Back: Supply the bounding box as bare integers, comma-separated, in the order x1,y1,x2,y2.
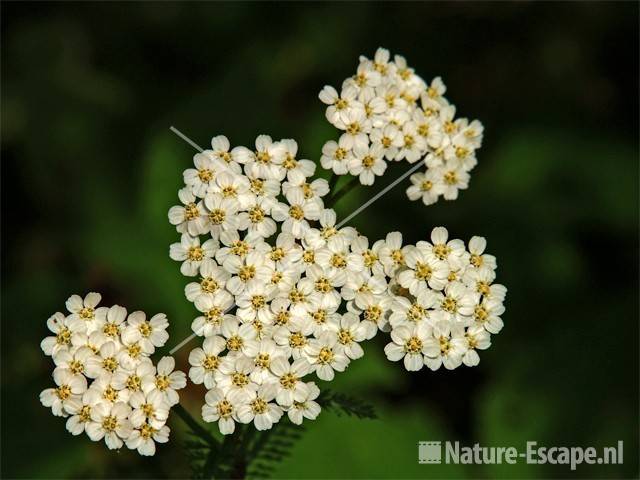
42,47,507,459
319,47,484,205
40,293,186,456
168,135,505,434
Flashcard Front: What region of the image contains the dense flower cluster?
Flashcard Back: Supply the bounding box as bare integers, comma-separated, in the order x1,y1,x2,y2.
384,228,506,371
319,47,484,204
39,293,186,455
168,133,506,435
41,47,506,454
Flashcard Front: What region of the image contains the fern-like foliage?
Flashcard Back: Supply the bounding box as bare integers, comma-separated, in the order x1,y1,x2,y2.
182,389,376,479
317,389,378,419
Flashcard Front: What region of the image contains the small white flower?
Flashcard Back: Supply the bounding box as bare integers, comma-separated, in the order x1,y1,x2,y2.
126,423,170,456
270,357,312,407
63,392,94,435
237,384,283,431
185,259,230,303
188,336,226,388
169,233,218,277
327,312,366,360
41,312,75,356
423,318,466,371
121,311,169,352
320,136,354,175
40,368,88,417
203,193,241,239
86,401,132,450
129,389,170,429
306,332,349,381
349,142,386,186
214,355,256,398
192,292,234,337
319,85,361,125
202,388,246,435
384,323,432,371
272,189,322,239
52,346,93,378
287,381,321,425
168,187,207,236
398,246,449,294
85,341,122,378
143,356,186,406
220,318,260,357
406,169,443,206
66,292,107,335
183,150,227,197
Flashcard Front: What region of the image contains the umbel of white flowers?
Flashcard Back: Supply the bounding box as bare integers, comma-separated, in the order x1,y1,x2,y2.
39,293,186,456
167,130,506,436
319,47,484,203
40,47,506,456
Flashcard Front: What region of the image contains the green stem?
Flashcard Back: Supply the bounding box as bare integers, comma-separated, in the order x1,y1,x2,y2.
173,403,218,446
328,172,339,193
325,176,360,208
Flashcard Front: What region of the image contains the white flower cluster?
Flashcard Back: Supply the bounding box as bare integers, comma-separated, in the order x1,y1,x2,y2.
39,293,186,456
167,135,506,435
319,47,484,204
384,227,507,371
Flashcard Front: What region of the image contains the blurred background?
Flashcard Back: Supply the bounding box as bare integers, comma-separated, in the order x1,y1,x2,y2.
2,2,638,478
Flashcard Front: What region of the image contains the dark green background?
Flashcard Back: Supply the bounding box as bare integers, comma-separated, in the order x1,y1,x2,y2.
2,2,638,478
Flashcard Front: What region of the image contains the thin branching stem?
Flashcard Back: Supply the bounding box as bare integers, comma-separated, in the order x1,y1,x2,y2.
173,403,218,446
325,176,360,208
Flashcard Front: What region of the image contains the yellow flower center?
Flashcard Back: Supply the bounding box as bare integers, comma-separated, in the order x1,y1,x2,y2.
275,311,290,326
198,169,213,182
231,372,249,388
444,171,457,185
56,328,71,345
248,206,265,223
217,400,233,418
184,203,199,220
103,323,119,338
126,374,141,391
187,246,204,261
200,277,219,293
442,297,457,313
102,415,118,432
433,244,451,260
314,278,332,293
318,347,335,364
365,305,382,322
415,262,432,280
230,240,249,257
209,209,226,225
289,205,304,220
255,353,271,369
405,336,423,353
338,329,353,345
102,357,118,373
238,265,256,282
69,360,84,375
289,332,307,349
280,373,298,389
203,355,220,371
227,335,244,351
251,295,266,310
330,253,347,269
251,398,268,414
155,375,170,391
56,385,71,400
